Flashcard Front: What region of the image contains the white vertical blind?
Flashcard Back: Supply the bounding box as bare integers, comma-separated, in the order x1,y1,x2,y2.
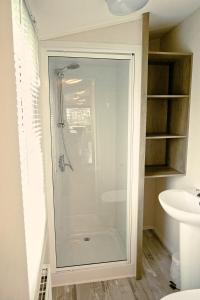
11,0,46,299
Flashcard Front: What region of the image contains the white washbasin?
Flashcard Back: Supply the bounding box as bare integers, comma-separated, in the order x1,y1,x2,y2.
159,189,200,226
161,289,200,300
159,189,200,290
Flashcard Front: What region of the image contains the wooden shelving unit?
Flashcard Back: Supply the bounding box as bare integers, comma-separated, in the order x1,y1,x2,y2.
145,51,192,178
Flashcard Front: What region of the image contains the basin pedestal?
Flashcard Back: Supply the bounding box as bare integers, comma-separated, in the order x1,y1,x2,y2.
180,223,200,290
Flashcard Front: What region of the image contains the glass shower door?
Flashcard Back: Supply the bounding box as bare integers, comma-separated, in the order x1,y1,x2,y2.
48,55,131,268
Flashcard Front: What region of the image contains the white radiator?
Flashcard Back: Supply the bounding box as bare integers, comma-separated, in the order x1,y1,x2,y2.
38,265,52,300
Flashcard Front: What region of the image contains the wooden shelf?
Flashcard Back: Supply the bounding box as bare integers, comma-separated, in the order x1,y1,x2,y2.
147,95,189,99
149,51,192,63
146,134,186,140
145,165,185,178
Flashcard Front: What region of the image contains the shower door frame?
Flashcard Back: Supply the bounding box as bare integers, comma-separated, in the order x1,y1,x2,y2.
41,43,142,286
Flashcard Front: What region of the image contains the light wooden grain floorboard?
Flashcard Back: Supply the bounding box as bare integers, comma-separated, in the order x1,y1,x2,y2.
52,285,77,300
76,279,137,300
52,230,176,300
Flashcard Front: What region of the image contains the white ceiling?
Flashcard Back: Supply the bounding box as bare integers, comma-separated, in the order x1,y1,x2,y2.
26,0,200,40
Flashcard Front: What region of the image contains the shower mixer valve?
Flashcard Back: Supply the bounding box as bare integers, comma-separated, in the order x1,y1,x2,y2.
58,154,65,172
58,154,74,172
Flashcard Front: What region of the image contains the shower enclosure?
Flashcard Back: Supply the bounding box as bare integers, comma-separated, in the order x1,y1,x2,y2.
48,53,134,270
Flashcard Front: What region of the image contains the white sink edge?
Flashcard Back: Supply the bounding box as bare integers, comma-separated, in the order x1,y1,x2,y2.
159,189,200,226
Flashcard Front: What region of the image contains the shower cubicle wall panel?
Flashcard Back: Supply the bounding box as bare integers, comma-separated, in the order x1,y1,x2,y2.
48,56,130,268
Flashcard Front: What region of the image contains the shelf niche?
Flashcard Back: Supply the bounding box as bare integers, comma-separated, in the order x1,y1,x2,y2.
145,139,187,178
145,51,192,178
146,97,189,136
148,52,191,95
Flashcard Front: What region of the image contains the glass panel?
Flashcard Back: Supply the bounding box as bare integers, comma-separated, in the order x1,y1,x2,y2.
48,56,130,267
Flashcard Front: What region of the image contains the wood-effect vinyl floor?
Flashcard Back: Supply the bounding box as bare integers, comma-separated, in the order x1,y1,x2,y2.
52,230,176,300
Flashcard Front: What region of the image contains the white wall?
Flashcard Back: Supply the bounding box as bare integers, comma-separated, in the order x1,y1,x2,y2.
0,0,29,298
49,20,142,45
153,7,200,253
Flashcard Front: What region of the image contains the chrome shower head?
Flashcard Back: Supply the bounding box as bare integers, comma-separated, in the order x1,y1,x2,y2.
55,63,80,75
67,63,80,70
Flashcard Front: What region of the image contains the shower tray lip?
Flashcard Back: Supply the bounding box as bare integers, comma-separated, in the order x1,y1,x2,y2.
52,256,134,287
56,258,127,269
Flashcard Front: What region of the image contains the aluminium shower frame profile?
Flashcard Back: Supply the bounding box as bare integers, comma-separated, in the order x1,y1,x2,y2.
40,41,142,286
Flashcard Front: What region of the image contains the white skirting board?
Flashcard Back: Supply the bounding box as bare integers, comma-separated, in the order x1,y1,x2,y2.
143,227,172,255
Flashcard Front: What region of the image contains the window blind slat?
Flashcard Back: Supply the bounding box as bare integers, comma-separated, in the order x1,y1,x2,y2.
11,0,46,298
